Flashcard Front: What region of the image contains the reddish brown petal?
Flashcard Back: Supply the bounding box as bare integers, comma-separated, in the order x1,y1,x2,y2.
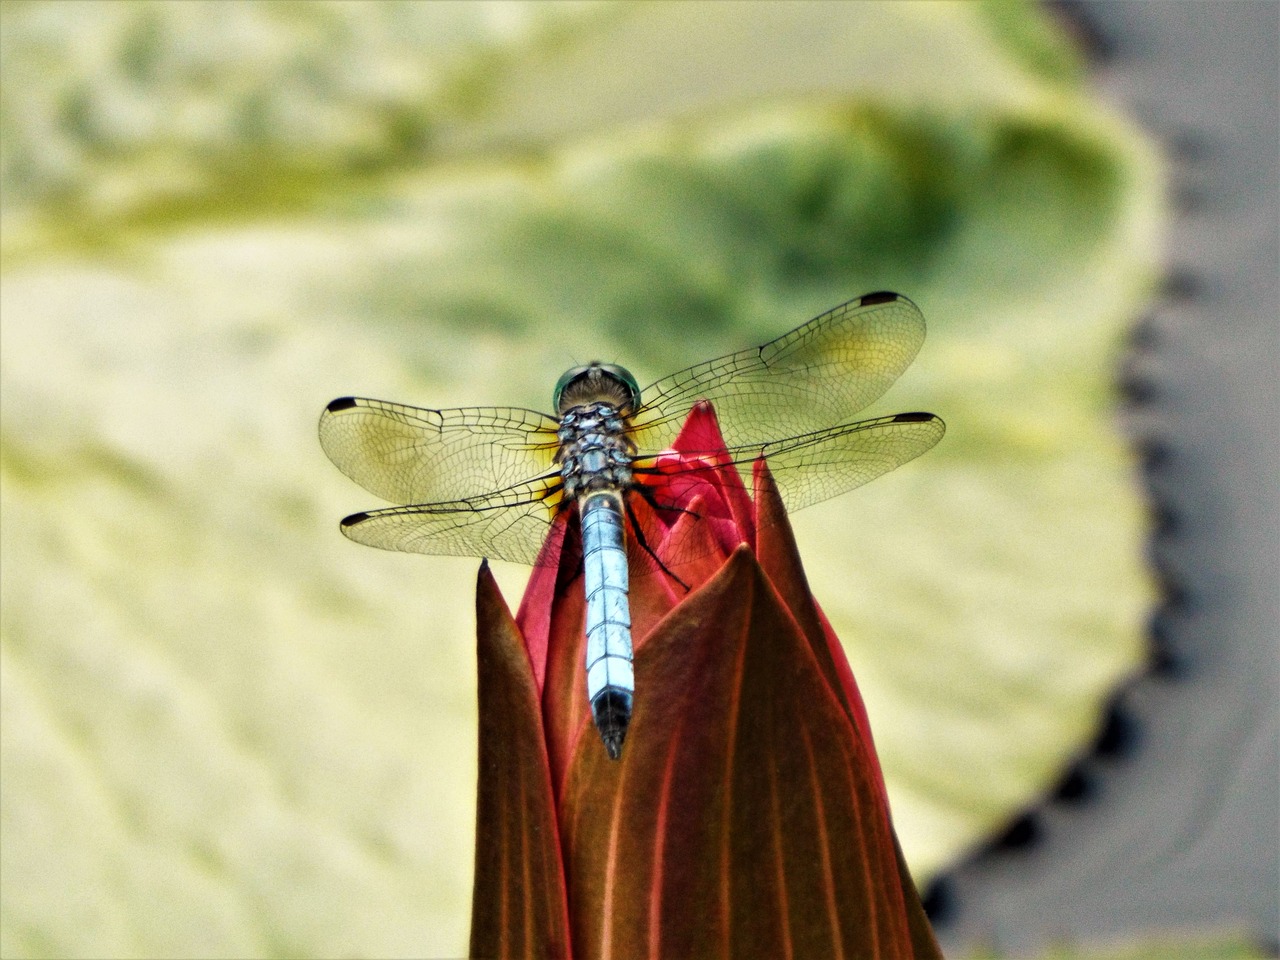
753,462,936,952
539,519,591,795
472,563,573,959
752,460,885,796
752,459,826,653
557,548,934,960
893,832,945,959
517,512,572,692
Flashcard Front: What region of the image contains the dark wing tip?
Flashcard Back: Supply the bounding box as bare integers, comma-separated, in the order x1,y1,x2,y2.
340,511,373,528
892,411,938,423
858,290,903,307
326,396,359,413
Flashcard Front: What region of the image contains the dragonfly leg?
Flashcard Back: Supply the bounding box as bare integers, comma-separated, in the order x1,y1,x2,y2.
625,497,691,592
635,480,701,521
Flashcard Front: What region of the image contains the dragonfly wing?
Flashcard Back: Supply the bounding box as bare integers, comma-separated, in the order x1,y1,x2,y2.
628,292,926,453
319,397,561,504
637,411,945,514
338,475,564,566
753,411,945,511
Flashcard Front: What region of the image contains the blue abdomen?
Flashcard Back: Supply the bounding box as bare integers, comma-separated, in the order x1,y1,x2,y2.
580,493,633,759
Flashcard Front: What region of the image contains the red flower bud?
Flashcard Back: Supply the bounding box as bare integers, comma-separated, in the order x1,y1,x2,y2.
472,403,941,959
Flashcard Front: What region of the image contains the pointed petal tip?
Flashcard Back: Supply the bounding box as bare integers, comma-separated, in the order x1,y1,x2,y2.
476,558,498,593
475,560,516,633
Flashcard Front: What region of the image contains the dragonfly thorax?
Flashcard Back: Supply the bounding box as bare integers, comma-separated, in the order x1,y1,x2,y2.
556,401,636,500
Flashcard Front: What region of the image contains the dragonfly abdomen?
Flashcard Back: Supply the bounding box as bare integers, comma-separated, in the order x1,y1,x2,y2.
580,492,633,760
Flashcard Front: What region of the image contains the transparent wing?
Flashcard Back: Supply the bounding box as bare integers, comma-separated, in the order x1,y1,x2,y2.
333,413,944,567
338,475,563,566
628,292,926,454
636,411,945,515
319,397,560,505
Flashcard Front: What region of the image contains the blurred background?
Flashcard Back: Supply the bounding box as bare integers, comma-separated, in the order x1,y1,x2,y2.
0,2,1273,958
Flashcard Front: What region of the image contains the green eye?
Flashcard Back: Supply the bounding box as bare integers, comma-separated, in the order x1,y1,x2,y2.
552,363,642,413
552,365,589,411
605,364,642,411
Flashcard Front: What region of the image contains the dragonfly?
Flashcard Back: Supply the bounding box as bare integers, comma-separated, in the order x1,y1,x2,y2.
319,291,944,760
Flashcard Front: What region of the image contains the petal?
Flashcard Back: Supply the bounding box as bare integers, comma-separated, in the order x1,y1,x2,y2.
516,511,572,692
753,459,886,801
670,401,756,548
636,492,733,612
557,548,937,959
471,563,573,959
670,399,730,457
893,832,945,960
539,515,592,794
623,493,691,622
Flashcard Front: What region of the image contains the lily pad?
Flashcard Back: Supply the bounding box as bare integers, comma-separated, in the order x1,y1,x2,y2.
0,2,1161,957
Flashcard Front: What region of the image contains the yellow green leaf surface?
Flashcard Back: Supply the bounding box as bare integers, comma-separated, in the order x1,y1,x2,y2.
1,2,1163,957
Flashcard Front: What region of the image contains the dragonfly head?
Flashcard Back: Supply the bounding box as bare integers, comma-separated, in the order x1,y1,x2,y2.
553,362,641,416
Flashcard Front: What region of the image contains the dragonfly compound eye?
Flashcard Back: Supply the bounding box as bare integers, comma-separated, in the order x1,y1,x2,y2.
553,362,642,415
